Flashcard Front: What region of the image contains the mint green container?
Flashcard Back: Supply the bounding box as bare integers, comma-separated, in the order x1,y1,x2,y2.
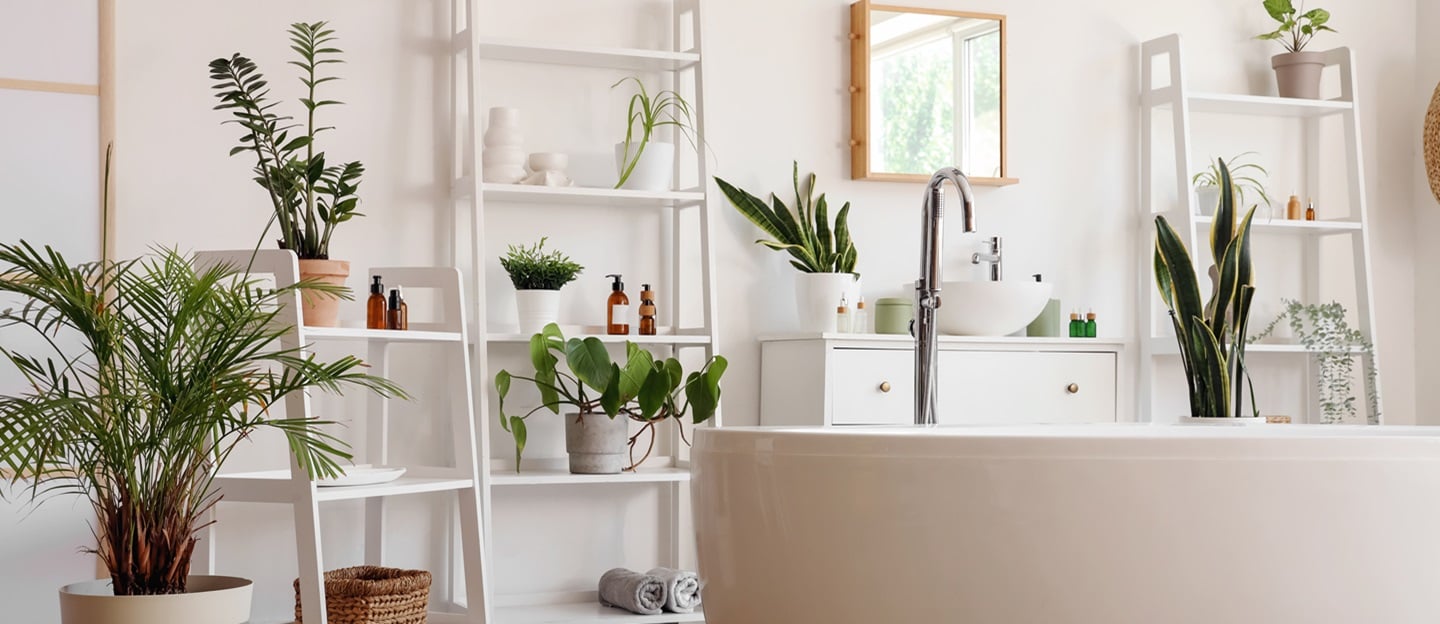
874,297,913,335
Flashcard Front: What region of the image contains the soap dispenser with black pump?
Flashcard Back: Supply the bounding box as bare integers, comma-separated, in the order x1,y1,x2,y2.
367,275,387,329
606,274,630,335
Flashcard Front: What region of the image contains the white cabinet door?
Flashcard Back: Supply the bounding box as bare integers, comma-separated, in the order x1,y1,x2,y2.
830,348,913,425
937,351,1117,424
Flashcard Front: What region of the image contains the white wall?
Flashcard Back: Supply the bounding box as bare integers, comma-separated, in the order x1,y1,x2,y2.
1413,0,1440,424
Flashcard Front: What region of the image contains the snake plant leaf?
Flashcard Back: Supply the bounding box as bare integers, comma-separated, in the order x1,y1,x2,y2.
565,337,613,394
1154,215,1204,342
834,202,855,273
1234,207,1257,291
1210,158,1236,268
769,194,804,251
714,176,792,243
1231,285,1257,416
815,194,834,268
1191,316,1231,418
1154,244,1175,311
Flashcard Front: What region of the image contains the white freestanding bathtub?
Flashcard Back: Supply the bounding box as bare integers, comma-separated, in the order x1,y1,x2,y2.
691,424,1440,623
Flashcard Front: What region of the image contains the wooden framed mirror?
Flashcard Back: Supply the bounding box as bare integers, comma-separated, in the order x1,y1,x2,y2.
850,1,1015,185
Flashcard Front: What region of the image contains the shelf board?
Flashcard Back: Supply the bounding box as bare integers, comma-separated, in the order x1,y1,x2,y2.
1193,215,1362,236
304,326,465,343
481,183,704,207
1147,337,1364,355
475,37,700,71
495,601,704,624
490,465,690,486
758,332,1127,351
1185,92,1354,118
214,470,474,504
487,332,712,346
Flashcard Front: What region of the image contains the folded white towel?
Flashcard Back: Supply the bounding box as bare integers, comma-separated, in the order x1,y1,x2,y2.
646,567,702,613
598,568,665,615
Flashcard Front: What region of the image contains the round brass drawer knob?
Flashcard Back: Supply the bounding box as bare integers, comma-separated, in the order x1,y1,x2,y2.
1066,383,1080,394
879,381,892,393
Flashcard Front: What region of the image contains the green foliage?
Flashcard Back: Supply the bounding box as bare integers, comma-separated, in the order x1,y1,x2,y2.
0,243,404,595
1192,152,1274,211
1154,159,1259,418
1256,0,1336,53
493,324,726,471
613,77,697,188
1250,299,1378,424
877,38,953,174
499,237,583,291
209,22,365,259
714,161,858,274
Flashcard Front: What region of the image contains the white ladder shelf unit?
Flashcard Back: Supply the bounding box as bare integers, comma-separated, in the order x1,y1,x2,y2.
192,250,490,624
1137,34,1383,424
451,1,719,622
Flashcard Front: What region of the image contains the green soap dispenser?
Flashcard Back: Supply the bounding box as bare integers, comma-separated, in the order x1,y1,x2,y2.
1026,274,1062,338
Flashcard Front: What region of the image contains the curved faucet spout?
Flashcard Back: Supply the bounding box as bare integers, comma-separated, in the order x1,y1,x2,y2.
915,167,977,426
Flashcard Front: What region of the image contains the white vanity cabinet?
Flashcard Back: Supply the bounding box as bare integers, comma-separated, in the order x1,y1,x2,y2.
759,334,1128,426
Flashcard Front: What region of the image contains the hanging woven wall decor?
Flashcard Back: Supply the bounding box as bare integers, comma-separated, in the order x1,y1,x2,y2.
1426,80,1440,203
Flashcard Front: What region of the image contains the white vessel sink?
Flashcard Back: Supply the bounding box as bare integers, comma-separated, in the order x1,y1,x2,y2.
935,280,1052,336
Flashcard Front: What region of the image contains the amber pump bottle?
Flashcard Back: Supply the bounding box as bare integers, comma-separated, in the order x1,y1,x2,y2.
638,283,657,336
367,276,387,329
606,274,630,335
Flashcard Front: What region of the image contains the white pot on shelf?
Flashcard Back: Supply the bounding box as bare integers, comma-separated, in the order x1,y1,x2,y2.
1195,186,1220,217
795,272,861,334
614,140,675,191
515,289,561,335
59,576,252,624
1178,416,1271,425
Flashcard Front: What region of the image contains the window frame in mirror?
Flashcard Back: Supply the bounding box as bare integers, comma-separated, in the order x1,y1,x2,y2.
849,0,1015,185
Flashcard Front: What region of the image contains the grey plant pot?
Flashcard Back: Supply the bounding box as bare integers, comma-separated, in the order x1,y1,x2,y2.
565,411,628,474
1272,51,1325,99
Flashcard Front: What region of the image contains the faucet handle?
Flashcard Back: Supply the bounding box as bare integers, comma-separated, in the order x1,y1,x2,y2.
989,235,1002,252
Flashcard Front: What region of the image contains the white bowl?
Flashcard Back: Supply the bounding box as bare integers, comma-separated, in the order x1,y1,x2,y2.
527,152,568,172
935,280,1053,336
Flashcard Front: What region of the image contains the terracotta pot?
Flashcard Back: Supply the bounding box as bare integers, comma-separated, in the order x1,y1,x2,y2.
297,259,350,328
1272,51,1325,99
59,575,252,624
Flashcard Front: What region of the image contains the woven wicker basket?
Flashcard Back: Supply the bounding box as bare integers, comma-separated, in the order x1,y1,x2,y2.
295,566,432,624
1425,80,1440,203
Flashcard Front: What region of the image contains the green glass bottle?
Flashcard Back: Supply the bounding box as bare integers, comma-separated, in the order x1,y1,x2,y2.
1084,310,1097,338
1068,311,1082,338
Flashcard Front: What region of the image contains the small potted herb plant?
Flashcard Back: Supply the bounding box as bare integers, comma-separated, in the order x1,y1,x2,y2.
494,324,725,474
500,238,583,333
1255,1,1337,99
1193,152,1273,216
613,76,698,191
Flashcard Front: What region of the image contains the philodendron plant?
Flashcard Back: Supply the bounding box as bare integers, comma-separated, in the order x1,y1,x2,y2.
1154,158,1260,418
1256,0,1336,53
494,324,726,471
715,161,858,274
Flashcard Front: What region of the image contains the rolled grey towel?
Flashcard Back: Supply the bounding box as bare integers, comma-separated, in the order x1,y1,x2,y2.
646,567,702,613
597,568,665,615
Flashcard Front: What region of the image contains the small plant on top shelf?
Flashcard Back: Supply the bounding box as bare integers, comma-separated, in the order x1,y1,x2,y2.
1192,152,1273,214
500,238,583,333
1256,0,1336,53
1249,299,1378,424
613,76,698,191
494,324,726,474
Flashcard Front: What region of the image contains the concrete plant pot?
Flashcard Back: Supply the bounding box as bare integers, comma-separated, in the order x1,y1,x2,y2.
297,258,350,328
565,411,628,474
59,576,252,624
1272,51,1325,99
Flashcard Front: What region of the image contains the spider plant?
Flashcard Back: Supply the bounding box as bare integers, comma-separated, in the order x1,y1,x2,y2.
209,22,364,259
1154,158,1260,418
0,243,405,596
715,161,858,274
613,76,698,189
1192,152,1273,211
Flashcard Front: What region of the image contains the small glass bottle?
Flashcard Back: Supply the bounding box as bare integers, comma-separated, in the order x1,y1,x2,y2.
366,276,387,329
1085,310,1097,338
638,283,657,336
1069,311,1082,338
1286,194,1302,220
1305,198,1316,221
387,289,408,330
853,297,869,334
835,296,852,334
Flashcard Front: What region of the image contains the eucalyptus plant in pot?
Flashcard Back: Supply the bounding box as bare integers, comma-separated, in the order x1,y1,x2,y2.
0,243,403,624
1256,0,1337,99
500,238,583,334
494,324,725,474
1154,159,1262,421
613,76,698,191
209,22,366,327
716,162,859,333
1250,299,1379,424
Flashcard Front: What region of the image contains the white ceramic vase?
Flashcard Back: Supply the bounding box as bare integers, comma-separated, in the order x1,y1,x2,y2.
565,411,628,474
483,107,527,184
614,140,675,191
795,272,861,334
59,576,252,624
515,289,561,335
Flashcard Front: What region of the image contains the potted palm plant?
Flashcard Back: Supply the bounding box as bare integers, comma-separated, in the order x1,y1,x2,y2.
0,243,403,624
1154,159,1262,421
494,324,725,474
499,238,583,334
209,22,366,327
1256,1,1337,99
613,76,697,191
716,161,860,333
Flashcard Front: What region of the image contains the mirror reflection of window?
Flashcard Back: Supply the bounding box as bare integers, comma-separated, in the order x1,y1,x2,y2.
869,11,1001,177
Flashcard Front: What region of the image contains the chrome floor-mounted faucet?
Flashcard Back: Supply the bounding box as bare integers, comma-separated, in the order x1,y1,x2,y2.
915,168,977,426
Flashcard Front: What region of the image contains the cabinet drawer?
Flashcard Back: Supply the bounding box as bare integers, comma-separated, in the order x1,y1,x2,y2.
938,351,1116,424
830,349,912,425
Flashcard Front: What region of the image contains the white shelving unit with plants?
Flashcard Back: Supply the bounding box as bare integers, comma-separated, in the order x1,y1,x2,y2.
1137,33,1383,424
450,1,720,622
191,250,490,624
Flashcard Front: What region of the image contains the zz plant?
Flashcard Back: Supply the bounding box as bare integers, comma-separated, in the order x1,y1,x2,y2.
715,161,858,274
494,324,726,471
1154,158,1260,418
1250,299,1379,424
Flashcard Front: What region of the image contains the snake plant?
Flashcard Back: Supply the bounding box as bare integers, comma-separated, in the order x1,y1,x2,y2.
1154,158,1260,418
715,161,858,274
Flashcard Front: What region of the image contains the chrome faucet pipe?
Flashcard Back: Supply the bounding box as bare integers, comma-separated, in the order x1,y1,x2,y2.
915,167,977,426
972,236,1003,281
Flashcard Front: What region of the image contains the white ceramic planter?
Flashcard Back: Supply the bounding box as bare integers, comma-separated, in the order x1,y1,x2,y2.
515,289,561,335
565,411,628,474
795,273,861,334
1195,186,1220,217
1179,416,1270,425
59,576,252,624
614,141,675,191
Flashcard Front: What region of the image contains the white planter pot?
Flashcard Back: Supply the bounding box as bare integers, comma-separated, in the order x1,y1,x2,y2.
60,576,252,624
614,141,675,191
1195,186,1220,217
795,273,861,334
565,411,629,474
515,289,561,335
